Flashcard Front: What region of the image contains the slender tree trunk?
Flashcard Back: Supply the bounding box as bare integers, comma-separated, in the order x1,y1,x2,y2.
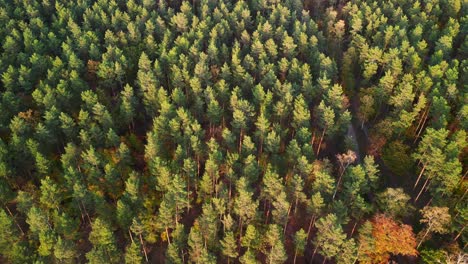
294,197,299,215
4,205,24,235
228,181,232,211
417,227,431,248
350,221,358,236
294,249,298,264
129,229,134,243
415,177,430,201
307,215,316,239
453,224,466,242
353,244,362,264
414,107,430,143
311,130,316,147
284,204,292,235
239,129,243,154
238,218,243,247
187,177,191,213
77,203,85,222
311,245,318,262
455,188,468,208
414,106,429,136
140,233,149,262
333,170,345,200
316,128,326,156
166,226,171,245
81,201,92,224
414,164,426,189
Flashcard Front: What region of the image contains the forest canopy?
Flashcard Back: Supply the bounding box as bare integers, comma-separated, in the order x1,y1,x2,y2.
0,0,466,263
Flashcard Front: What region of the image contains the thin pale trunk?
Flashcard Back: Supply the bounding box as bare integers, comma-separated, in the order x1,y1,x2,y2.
417,227,431,248
332,171,345,200
311,245,318,262
5,205,24,235
316,128,326,156
415,177,430,202
423,199,433,211
294,249,298,264
414,106,429,136
197,155,200,178
284,204,292,235
322,257,327,264
307,215,316,239
294,197,299,215
81,201,92,224
77,203,85,222
350,221,358,236
140,233,149,262
228,181,232,211
414,165,426,189
239,129,243,154
129,229,134,243
187,177,190,213
455,188,468,207
453,224,466,242
414,108,430,143
353,244,362,264
166,226,171,245
238,218,243,247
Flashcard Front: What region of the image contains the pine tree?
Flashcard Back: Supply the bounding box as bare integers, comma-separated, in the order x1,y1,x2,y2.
220,231,238,264
125,241,143,264
293,229,307,264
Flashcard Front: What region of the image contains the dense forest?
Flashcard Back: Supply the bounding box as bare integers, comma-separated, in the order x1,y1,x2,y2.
0,0,466,263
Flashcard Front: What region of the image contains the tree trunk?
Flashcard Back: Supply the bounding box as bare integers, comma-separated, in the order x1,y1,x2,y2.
311,130,316,147
238,218,243,247
453,224,466,242
284,204,292,235
239,129,243,154
316,128,326,156
350,221,358,236
417,227,431,248
311,245,318,263
166,226,171,245
415,177,430,202
414,106,429,136
187,177,191,213
307,215,316,239
294,197,299,215
4,205,24,235
140,233,149,262
414,164,426,189
414,107,430,143
294,249,298,264
332,171,345,200
81,200,92,224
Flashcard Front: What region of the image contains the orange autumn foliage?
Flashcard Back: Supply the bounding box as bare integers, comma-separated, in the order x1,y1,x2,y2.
360,214,418,263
